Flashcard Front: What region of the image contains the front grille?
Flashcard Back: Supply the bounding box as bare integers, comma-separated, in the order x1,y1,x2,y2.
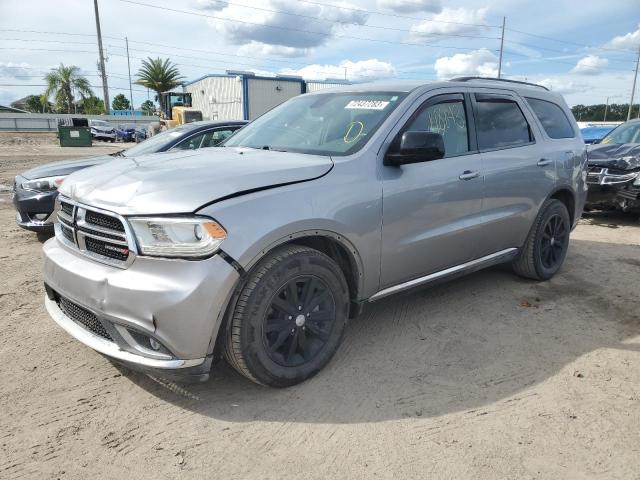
85,236,129,261
60,201,74,216
85,210,124,232
55,196,133,267
60,223,74,243
58,296,112,341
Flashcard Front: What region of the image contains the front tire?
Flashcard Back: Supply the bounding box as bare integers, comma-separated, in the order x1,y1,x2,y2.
224,245,350,387
512,199,571,280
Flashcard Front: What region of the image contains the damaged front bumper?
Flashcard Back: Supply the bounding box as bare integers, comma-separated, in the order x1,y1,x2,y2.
586,165,640,213
42,236,240,382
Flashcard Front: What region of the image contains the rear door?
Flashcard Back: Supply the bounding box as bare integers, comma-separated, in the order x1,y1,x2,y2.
379,91,484,289
471,90,553,257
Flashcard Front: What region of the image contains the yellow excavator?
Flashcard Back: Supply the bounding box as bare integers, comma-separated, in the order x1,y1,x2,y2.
158,92,203,130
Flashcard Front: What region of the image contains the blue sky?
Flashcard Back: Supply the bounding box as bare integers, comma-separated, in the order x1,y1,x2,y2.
0,0,639,108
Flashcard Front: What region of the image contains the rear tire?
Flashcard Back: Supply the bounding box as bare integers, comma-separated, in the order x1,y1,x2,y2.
512,199,571,280
224,245,350,387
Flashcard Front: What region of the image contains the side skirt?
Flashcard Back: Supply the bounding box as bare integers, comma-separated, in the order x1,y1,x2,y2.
368,248,519,302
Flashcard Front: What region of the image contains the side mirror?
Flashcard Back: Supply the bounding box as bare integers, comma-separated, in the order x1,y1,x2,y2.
384,131,445,166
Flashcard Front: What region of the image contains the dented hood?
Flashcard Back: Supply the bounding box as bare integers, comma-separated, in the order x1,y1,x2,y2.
59,147,333,215
587,143,640,171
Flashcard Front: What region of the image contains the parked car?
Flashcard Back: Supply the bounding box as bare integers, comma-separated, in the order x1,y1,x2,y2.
115,124,136,142
89,119,116,142
42,78,586,387
580,125,615,144
13,120,247,232
585,119,640,213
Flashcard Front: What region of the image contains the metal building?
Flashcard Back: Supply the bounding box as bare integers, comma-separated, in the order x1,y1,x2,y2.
183,71,350,121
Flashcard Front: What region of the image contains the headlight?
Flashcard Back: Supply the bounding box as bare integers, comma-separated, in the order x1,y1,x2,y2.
128,216,226,258
634,173,640,186
21,175,67,192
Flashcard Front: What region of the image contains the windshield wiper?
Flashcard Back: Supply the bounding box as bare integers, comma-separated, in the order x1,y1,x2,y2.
261,145,288,152
109,150,126,157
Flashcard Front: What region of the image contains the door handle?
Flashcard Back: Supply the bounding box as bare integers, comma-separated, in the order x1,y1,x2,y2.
537,158,552,167
459,170,480,181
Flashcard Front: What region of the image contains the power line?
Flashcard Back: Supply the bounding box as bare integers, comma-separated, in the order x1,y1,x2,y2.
277,0,501,28
504,27,636,54
182,0,499,39
115,0,498,51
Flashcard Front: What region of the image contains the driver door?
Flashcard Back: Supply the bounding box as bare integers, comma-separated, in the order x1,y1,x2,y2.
379,92,484,289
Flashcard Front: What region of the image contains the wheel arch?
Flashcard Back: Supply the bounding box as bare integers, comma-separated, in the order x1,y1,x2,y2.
245,229,365,308
209,230,365,359
548,186,576,226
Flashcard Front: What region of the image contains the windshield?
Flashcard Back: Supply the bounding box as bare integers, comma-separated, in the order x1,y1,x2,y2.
123,125,194,157
601,122,640,145
223,92,407,156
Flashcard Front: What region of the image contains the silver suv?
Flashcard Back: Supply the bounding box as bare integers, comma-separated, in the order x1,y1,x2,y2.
43,78,587,387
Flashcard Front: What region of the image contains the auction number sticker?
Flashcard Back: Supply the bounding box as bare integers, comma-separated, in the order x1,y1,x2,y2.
345,100,390,110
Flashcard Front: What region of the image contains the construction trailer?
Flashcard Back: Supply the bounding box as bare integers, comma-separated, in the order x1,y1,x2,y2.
183,71,350,121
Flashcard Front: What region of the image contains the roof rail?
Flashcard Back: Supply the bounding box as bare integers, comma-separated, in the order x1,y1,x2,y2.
450,76,549,91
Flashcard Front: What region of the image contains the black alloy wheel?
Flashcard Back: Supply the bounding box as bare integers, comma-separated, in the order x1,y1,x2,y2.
263,275,336,368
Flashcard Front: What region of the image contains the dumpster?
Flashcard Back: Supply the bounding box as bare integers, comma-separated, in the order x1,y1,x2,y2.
58,125,92,147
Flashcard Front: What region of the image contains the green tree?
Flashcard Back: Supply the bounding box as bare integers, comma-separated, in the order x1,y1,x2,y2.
134,57,183,113
140,100,155,116
44,64,93,113
14,95,52,113
77,96,105,115
112,93,131,111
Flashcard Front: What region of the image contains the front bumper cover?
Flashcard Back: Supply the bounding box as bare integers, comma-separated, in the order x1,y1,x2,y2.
42,237,240,381
12,176,58,231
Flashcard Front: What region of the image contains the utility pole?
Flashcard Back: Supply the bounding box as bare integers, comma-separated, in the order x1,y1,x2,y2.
497,16,506,78
628,45,640,121
126,37,134,112
94,0,110,114
604,96,610,122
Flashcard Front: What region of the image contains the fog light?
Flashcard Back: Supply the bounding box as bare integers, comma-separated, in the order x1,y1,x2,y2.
149,337,161,351
33,213,48,221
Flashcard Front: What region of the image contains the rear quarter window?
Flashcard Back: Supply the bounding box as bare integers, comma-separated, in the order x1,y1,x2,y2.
525,97,575,139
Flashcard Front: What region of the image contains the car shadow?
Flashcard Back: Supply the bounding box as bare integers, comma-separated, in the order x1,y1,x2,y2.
116,237,640,424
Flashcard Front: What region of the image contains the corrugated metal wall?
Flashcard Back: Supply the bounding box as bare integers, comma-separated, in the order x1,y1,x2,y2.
305,82,349,92
247,78,302,120
185,76,243,121
0,113,158,132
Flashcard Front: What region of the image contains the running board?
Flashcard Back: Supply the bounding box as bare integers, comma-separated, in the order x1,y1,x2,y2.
369,248,519,302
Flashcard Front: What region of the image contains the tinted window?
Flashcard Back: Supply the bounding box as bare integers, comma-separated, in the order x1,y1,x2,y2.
202,128,237,147
526,97,574,139
174,132,207,150
405,99,469,156
475,95,533,150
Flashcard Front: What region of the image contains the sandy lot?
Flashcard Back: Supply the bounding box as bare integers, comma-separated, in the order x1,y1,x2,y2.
0,137,639,479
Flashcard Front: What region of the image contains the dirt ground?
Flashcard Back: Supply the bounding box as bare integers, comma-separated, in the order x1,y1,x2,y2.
0,135,639,479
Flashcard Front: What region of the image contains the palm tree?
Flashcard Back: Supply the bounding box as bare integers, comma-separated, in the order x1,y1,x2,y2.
44,64,93,113
135,57,183,113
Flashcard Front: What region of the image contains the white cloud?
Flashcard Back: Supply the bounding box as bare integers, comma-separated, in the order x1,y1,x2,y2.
607,24,640,50
0,62,33,79
410,7,488,39
193,0,226,11
571,55,609,75
280,59,396,81
203,0,368,49
434,48,497,79
377,0,441,14
237,42,310,58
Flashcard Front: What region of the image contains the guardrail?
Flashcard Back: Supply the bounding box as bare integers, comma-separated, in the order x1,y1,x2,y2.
0,113,159,132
